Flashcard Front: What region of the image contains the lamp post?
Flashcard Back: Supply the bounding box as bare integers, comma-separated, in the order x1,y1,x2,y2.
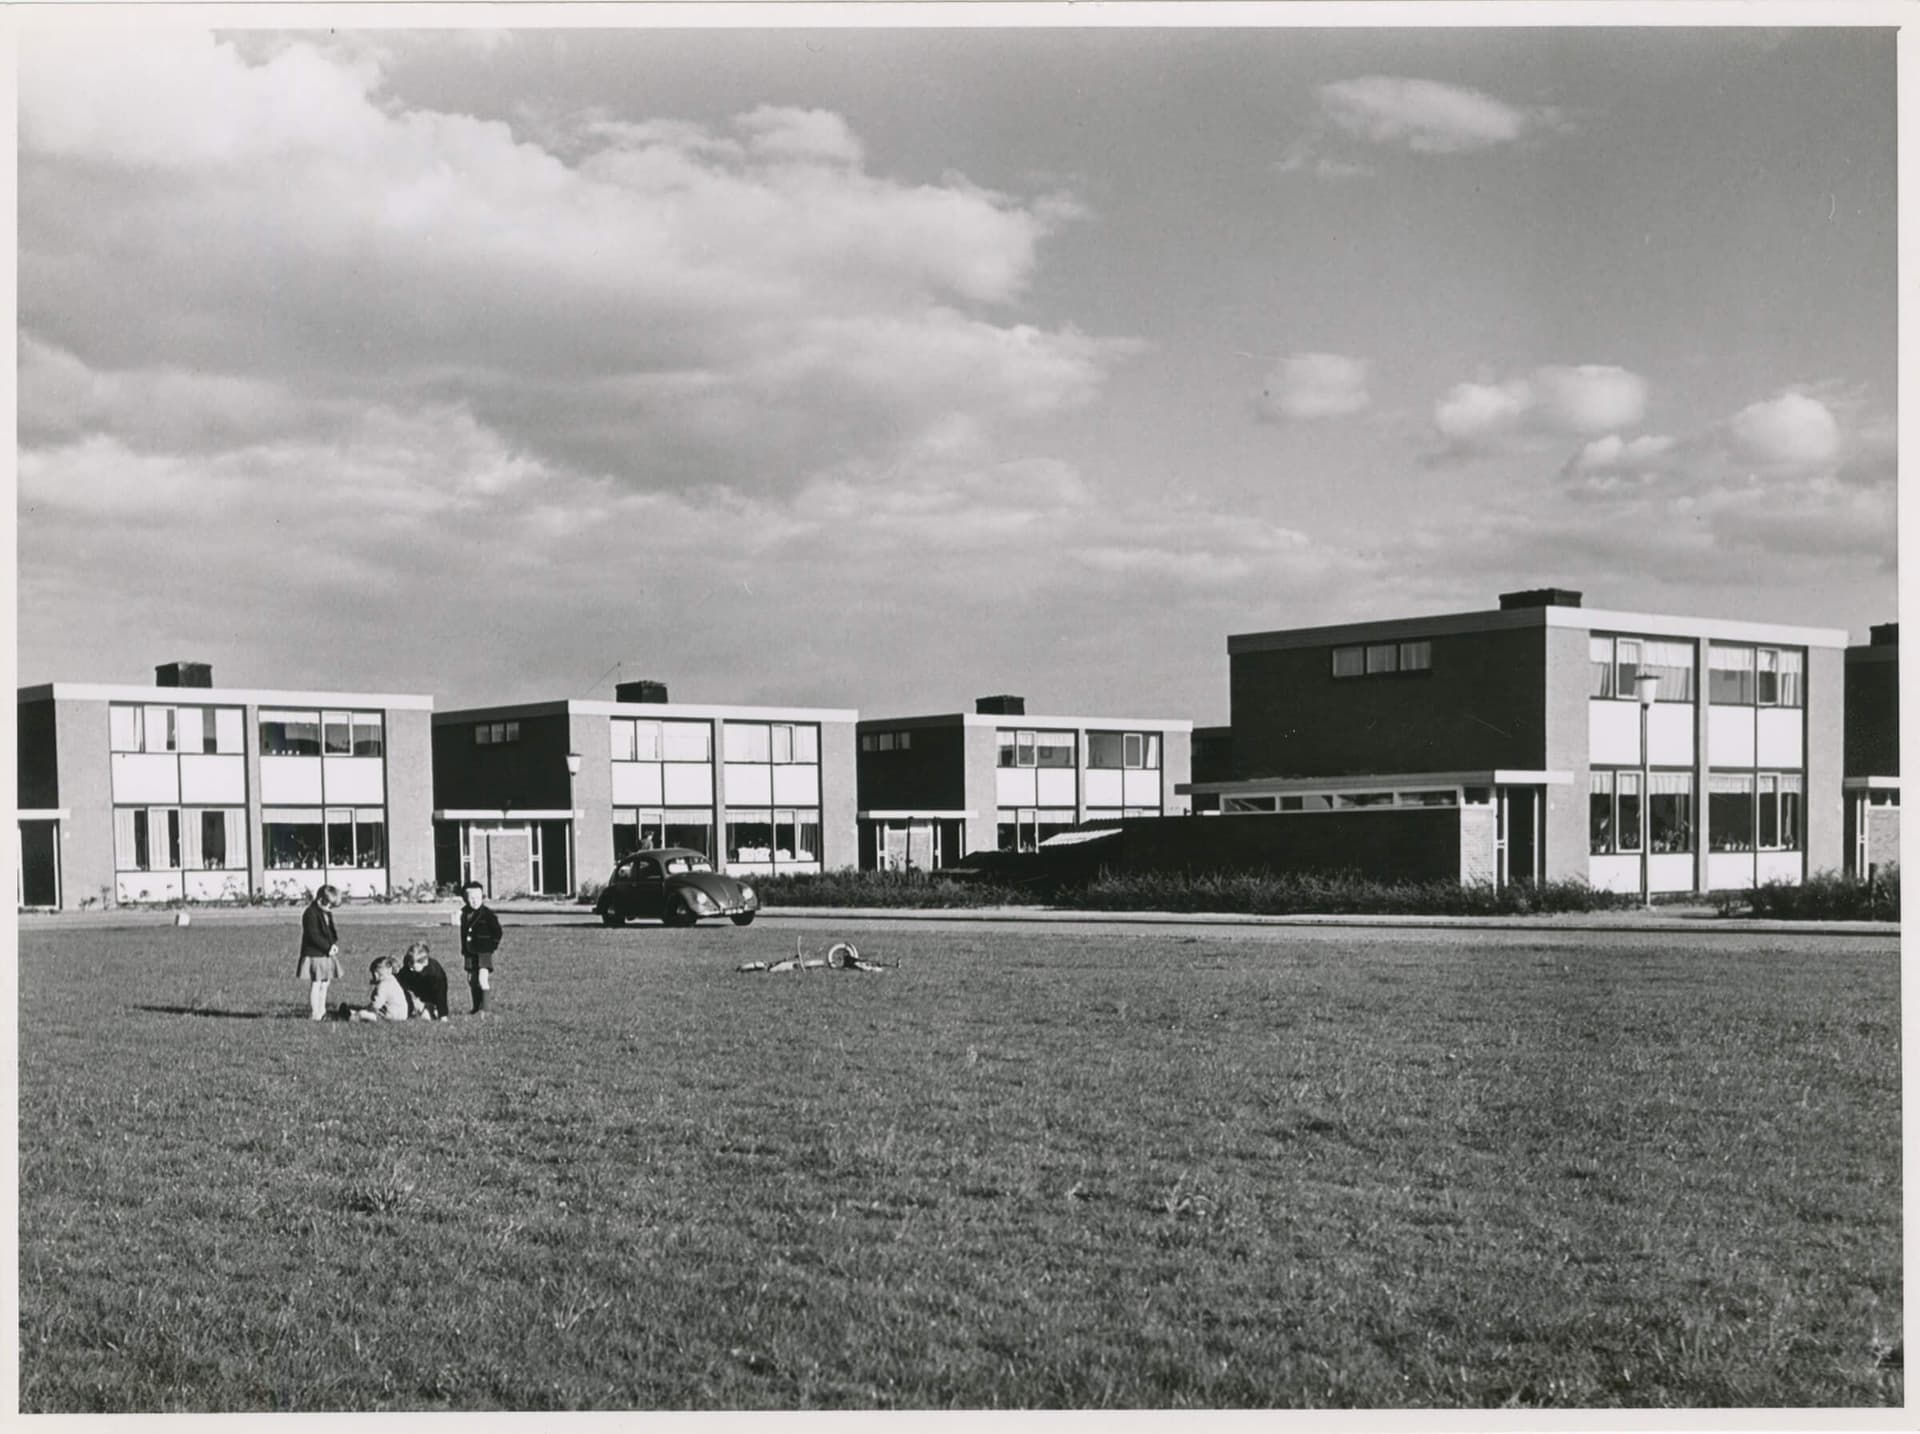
565,753,583,894
1634,673,1660,909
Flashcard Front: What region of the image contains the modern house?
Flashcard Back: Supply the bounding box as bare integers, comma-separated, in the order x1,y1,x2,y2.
16,663,434,909
431,681,857,898
1844,623,1899,878
1183,589,1848,894
855,695,1193,869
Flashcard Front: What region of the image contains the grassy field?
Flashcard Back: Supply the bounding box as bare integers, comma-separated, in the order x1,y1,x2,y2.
17,915,1903,1411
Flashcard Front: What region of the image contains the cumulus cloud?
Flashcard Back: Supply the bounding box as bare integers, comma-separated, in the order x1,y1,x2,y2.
1318,76,1557,155
1430,365,1648,457
1258,353,1371,422
1726,391,1843,470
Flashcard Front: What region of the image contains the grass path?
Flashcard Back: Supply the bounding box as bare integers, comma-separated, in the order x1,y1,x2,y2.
18,921,1903,1410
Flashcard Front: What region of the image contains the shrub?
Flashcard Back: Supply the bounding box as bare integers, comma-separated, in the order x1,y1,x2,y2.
1063,869,1634,917
576,879,605,906
754,868,1032,909
1741,866,1899,922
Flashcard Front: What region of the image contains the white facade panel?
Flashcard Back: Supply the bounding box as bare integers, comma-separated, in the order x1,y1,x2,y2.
1707,852,1756,891
725,762,773,805
185,870,249,902
1650,853,1694,893
111,753,180,804
1707,706,1756,768
1756,709,1804,768
260,756,324,805
1084,770,1124,807
117,871,184,903
611,762,664,806
329,868,387,898
322,757,386,804
178,754,246,806
1647,706,1695,766
663,763,714,806
1122,769,1160,807
1587,702,1640,766
996,768,1037,806
1756,851,1803,885
772,764,820,805
1588,854,1639,894
1037,768,1077,807
264,870,321,900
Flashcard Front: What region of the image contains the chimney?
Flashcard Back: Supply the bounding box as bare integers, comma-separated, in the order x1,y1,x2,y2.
975,694,1026,716
1499,588,1583,611
154,661,213,689
614,679,670,704
1870,622,1899,647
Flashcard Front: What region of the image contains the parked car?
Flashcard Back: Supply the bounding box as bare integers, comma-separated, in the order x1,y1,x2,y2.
594,848,759,928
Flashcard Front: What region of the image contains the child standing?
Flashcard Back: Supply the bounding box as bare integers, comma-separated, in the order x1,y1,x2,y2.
395,941,450,1021
348,955,411,1022
459,880,503,1015
296,884,343,1021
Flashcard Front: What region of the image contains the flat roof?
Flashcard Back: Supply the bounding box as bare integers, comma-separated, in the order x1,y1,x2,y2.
860,712,1193,733
437,698,858,725
17,682,434,710
1183,769,1575,795
1229,603,1850,654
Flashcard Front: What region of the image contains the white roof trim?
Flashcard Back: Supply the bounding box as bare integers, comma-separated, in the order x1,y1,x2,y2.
858,809,977,820
1231,605,1849,653
20,683,434,710
434,810,578,821
1183,769,1574,795
440,700,858,724
1842,776,1901,791
16,809,70,820
1548,607,1849,648
859,713,1191,732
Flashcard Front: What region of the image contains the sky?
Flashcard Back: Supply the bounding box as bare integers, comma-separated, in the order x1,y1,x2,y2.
15,17,1899,722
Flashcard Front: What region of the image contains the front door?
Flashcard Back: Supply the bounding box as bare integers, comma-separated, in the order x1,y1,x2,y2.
481,829,533,900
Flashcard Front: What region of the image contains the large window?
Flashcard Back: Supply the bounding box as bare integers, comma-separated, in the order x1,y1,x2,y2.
996,807,1077,853
262,710,323,756
612,808,713,860
263,808,325,869
1591,637,1695,701
1088,732,1163,770
114,807,182,871
612,718,713,762
1333,640,1432,679
473,720,521,746
182,808,247,870
724,721,820,764
1591,770,1694,855
996,730,1075,768
725,808,821,867
860,730,913,752
1710,645,1803,708
114,703,245,753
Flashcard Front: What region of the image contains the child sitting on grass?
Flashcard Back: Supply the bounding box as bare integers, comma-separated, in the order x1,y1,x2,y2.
346,955,410,1023
395,941,449,1021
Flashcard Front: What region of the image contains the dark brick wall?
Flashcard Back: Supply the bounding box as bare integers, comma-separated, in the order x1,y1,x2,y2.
1229,626,1548,778
17,696,59,809
1845,651,1898,777
431,711,573,812
1112,810,1463,883
856,722,966,812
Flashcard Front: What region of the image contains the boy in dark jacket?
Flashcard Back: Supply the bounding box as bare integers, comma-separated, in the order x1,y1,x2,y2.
459,881,503,1015
395,941,450,1020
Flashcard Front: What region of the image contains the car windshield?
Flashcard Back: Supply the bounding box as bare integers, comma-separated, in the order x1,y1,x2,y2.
664,857,712,875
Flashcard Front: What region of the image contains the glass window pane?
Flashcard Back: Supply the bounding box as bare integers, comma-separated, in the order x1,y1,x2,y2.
1035,732,1075,768
1016,732,1035,767
726,809,774,862
996,732,1017,768
725,723,772,763
176,707,205,755
1649,773,1694,853
663,814,711,855
1758,774,1779,847
1124,733,1143,768
1365,643,1398,674
1088,733,1125,769
1709,646,1755,705
1615,640,1641,698
141,706,175,754
632,721,663,761
772,725,794,764
1756,649,1780,706
352,713,384,758
261,711,322,756
1616,772,1642,852
1589,770,1614,854
323,713,352,756
1643,641,1696,703
1399,640,1432,672
610,720,636,763
793,725,819,763
1708,774,1755,851
214,708,244,754
1589,638,1615,698
326,808,355,866
662,722,710,762
1144,733,1161,769
109,705,141,752
1776,650,1804,708
355,810,386,868
1331,646,1364,678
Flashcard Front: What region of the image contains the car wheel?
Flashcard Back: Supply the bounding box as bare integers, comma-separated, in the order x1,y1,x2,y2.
600,909,626,927
663,899,697,928
730,912,755,927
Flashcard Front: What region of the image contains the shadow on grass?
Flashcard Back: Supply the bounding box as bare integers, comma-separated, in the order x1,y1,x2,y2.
133,1004,294,1020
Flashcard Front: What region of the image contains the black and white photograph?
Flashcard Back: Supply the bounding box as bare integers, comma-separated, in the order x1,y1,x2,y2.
10,2,1906,1414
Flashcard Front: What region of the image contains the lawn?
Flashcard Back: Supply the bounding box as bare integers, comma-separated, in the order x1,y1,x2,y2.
17,916,1904,1411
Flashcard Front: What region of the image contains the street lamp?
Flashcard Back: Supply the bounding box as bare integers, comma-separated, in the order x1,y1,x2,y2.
1635,672,1660,909
565,753,584,894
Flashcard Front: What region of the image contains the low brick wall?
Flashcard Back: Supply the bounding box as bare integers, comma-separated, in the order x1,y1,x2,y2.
1866,806,1900,875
